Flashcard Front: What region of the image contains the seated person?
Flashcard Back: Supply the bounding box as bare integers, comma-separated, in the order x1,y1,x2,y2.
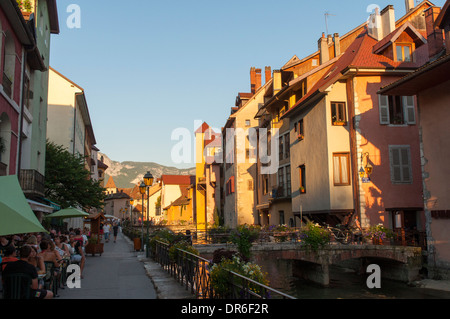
38,240,61,266
70,234,85,279
2,245,53,299
1,245,18,271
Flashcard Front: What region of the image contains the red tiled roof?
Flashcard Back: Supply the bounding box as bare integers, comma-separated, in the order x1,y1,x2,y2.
283,26,429,119
195,122,210,134
105,176,117,189
372,22,427,54
161,175,195,185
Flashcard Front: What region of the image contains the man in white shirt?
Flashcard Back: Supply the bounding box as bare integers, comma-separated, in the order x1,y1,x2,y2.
103,223,111,243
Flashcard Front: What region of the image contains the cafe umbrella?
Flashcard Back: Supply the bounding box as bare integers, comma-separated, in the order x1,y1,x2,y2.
0,175,48,236
45,207,89,219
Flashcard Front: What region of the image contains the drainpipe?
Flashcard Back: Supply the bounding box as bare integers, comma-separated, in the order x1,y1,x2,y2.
17,49,27,178
346,77,361,225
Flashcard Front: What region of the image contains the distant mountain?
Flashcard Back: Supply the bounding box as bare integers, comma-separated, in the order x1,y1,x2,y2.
98,152,196,189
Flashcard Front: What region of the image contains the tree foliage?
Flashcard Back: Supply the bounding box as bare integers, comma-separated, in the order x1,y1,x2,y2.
45,141,106,210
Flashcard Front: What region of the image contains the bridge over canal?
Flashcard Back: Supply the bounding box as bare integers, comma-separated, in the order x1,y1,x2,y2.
195,242,423,287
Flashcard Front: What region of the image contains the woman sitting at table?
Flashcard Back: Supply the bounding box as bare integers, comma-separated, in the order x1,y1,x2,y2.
26,245,45,289
54,236,70,258
25,235,39,251
38,240,62,283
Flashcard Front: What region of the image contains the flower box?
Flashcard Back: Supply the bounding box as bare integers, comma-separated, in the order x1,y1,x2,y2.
297,134,304,141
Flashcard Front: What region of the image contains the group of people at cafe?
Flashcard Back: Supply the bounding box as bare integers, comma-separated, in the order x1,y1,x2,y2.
0,228,88,299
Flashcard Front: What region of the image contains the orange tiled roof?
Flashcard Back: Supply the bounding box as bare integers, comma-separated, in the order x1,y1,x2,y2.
161,175,195,185
105,176,117,189
283,25,429,119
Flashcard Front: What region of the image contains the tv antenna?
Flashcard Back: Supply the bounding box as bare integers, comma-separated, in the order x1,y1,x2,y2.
324,12,336,35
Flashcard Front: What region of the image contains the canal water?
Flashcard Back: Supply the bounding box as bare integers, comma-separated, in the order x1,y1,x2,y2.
254,257,450,299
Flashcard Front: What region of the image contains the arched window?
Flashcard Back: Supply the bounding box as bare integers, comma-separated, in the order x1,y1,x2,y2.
3,30,16,99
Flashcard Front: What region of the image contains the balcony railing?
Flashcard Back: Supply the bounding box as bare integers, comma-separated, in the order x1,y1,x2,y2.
19,169,45,198
150,240,295,299
2,73,12,98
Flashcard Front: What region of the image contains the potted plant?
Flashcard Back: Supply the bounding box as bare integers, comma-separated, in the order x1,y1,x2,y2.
365,224,393,245
299,186,306,194
297,133,304,141
85,234,104,256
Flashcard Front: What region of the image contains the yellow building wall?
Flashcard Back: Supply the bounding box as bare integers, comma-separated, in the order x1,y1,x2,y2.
195,131,207,231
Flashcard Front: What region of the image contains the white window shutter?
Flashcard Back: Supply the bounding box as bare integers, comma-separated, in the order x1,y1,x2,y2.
403,96,416,124
379,94,390,124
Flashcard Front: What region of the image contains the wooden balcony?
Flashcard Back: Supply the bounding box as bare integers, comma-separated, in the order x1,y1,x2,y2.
19,169,45,198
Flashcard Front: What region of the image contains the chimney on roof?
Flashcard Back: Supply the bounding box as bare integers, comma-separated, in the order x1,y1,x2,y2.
333,33,341,56
318,33,330,64
273,69,282,95
405,0,415,13
250,67,256,93
256,68,262,92
265,66,271,84
381,5,396,38
250,67,262,94
425,6,445,59
368,7,383,40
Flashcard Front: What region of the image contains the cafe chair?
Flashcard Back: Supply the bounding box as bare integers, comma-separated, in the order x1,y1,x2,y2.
2,273,32,299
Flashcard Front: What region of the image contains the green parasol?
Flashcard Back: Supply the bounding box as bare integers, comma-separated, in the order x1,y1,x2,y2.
0,175,47,236
45,207,89,219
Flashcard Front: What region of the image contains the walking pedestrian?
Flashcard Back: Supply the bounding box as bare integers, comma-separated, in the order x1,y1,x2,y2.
103,223,111,243
113,221,119,243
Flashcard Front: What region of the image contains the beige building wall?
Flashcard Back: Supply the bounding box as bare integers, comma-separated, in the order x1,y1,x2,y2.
325,81,353,211
47,68,83,153
290,81,353,217
223,87,267,227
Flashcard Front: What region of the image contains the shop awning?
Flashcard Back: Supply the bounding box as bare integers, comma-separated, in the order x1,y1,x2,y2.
27,199,54,214
0,175,47,236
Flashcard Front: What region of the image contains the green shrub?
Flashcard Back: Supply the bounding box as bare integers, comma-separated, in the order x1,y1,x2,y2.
230,224,260,261
299,222,331,251
209,254,269,298
168,240,199,263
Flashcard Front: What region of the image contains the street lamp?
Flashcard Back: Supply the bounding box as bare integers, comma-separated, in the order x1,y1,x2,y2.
139,182,146,252
143,171,154,258
130,199,134,226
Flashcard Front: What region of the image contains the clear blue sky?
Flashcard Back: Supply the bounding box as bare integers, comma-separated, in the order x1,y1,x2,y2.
49,0,446,168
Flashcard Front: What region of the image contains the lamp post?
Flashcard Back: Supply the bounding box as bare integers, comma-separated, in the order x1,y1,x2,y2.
143,171,154,258
139,182,146,252
130,199,134,227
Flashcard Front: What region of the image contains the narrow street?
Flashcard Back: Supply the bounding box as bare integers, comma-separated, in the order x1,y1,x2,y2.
58,231,157,299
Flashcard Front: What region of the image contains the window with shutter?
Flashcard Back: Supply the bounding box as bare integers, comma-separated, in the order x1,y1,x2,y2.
379,94,390,124
379,94,415,125
403,96,415,124
389,146,412,184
